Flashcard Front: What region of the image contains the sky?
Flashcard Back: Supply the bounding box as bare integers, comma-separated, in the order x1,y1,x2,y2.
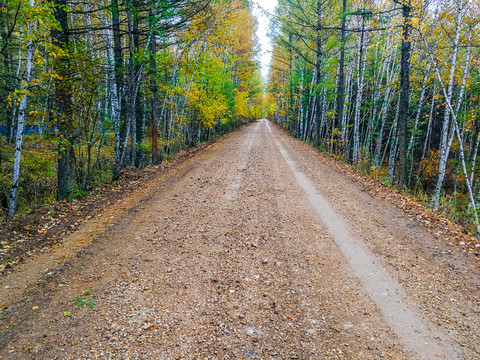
251,0,278,80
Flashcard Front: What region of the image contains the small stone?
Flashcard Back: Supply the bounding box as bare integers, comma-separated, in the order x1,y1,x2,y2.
434,350,446,358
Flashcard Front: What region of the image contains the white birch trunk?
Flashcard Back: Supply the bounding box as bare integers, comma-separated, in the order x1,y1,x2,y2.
9,33,23,144
352,32,366,163
407,64,431,155
417,84,436,179
341,63,354,152
374,51,399,167
7,0,35,220
298,67,304,138
423,27,480,235
388,97,401,178
431,1,464,209
99,6,121,175
469,132,480,186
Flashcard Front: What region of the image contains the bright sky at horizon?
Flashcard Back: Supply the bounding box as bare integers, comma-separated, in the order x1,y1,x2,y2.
251,0,278,81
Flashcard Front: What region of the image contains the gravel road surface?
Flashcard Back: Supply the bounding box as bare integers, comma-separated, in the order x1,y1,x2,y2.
0,119,478,359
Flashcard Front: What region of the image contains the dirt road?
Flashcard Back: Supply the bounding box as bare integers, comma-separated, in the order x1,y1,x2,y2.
1,119,479,359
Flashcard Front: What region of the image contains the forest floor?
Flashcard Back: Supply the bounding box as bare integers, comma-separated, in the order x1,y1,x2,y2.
0,119,479,359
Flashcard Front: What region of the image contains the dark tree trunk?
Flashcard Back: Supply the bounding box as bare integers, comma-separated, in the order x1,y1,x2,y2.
314,0,323,145
133,0,145,168
52,0,74,201
1,22,13,145
112,0,124,178
395,1,412,187
288,33,294,134
335,0,347,132
149,0,160,163
135,93,145,168
132,0,142,167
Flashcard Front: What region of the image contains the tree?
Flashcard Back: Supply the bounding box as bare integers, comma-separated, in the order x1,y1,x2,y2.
52,0,75,201
267,0,480,233
7,0,35,219
393,0,413,187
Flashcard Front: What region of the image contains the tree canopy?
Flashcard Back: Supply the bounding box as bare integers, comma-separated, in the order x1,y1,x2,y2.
265,0,480,233
0,0,265,219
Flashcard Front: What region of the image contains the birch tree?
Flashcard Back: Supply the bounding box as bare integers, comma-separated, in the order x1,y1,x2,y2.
7,0,35,220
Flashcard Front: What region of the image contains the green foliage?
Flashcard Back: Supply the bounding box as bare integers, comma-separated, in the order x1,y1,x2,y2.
74,290,95,310
72,185,90,200
1,0,262,222
267,0,480,235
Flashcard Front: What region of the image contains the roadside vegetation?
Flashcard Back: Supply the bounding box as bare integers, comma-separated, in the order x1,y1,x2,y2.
266,0,480,235
0,0,267,220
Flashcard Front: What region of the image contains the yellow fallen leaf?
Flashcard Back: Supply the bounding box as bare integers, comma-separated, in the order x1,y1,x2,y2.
32,306,39,310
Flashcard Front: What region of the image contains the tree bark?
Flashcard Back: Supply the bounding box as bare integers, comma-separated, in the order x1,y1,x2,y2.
352,17,366,164
431,1,464,209
373,48,399,167
311,0,323,145
417,84,436,179
112,0,124,179
388,96,401,178
394,1,412,187
335,0,347,134
149,0,160,163
52,0,74,201
424,21,479,234
7,0,34,220
406,64,430,184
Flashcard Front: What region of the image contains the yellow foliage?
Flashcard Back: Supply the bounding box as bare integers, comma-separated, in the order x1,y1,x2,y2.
234,91,250,118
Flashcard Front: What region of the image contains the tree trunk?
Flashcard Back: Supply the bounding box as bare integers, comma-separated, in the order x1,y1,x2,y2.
112,0,124,179
417,84,436,179
52,0,74,201
312,0,323,145
298,66,305,138
341,62,354,155
388,97,400,178
123,0,137,168
394,1,412,187
9,33,23,144
352,17,366,164
406,65,430,185
425,21,479,234
431,2,464,209
149,0,160,163
335,0,347,133
7,0,35,220
373,55,399,167
132,0,142,167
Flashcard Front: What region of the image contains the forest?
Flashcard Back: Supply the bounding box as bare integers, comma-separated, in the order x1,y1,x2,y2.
0,0,265,220
267,0,480,233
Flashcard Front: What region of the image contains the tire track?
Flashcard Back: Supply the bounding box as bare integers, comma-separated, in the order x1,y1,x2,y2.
264,118,459,360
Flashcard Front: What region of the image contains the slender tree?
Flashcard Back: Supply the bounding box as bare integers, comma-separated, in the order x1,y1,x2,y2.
7,0,35,219
52,0,75,201
394,0,413,187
